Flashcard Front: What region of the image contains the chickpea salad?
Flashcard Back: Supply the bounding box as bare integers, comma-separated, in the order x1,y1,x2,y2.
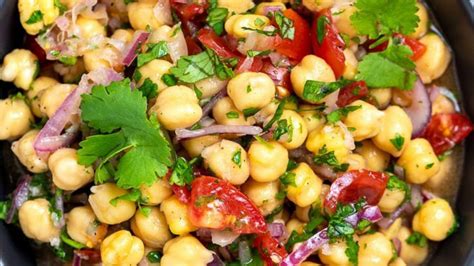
0,0,473,265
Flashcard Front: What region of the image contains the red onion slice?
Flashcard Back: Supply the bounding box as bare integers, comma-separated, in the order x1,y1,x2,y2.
175,125,263,141
207,253,225,266
153,0,173,26
268,222,287,239
392,238,402,256
262,5,285,16
377,202,414,229
410,184,423,208
121,31,150,66
211,229,240,247
235,57,254,74
403,79,431,137
200,88,227,119
6,175,32,224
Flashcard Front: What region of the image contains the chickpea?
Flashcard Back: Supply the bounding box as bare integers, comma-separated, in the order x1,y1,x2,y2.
306,124,350,164
318,240,350,266
128,2,165,30
255,2,286,15
342,48,359,80
0,98,33,140
88,183,137,225
342,100,384,141
358,232,393,266
270,110,308,150
149,25,188,63
397,138,440,184
101,230,145,265
286,218,306,234
302,0,334,12
18,0,59,35
378,188,405,213
298,105,326,133
131,207,172,249
75,16,106,39
346,153,367,170
373,106,413,157
11,130,48,173
408,3,429,39
111,28,134,43
213,97,253,126
380,217,403,240
137,59,173,93
295,185,328,222
0,49,39,90
66,206,108,248
389,258,407,266
39,84,76,118
139,178,173,206
28,76,58,117
218,0,255,14
59,0,78,10
355,140,390,172
397,226,429,265
201,140,250,185
182,135,221,158
48,148,94,191
195,77,228,99
248,140,288,182
160,196,197,235
290,55,336,102
332,5,358,38
415,34,452,84
161,235,214,266
19,198,60,243
227,72,275,112
369,88,392,110
83,47,122,73
150,85,202,130
412,198,455,241
287,163,323,207
432,94,455,115
241,179,283,216
255,99,280,122
225,14,270,38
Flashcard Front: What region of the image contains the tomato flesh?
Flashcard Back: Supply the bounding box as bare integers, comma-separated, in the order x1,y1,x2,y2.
197,28,239,58
261,61,291,89
275,9,312,62
254,232,288,265
366,34,426,60
336,81,369,107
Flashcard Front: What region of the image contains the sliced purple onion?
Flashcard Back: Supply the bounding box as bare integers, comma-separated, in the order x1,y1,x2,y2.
268,52,290,68
175,125,263,141
6,175,32,224
211,229,240,247
377,202,414,229
421,189,436,201
393,164,405,179
392,238,402,256
437,86,461,112
268,221,287,240
207,253,225,266
235,57,254,74
34,124,80,153
72,252,82,266
196,228,213,242
410,185,423,209
200,88,227,119
238,241,252,265
217,247,232,262
262,5,285,15
121,31,150,66
403,79,432,137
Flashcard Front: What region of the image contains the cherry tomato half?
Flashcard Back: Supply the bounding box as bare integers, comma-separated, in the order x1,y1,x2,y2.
422,113,473,155
197,28,239,58
275,9,312,62
324,170,389,214
254,232,288,265
188,176,267,234
366,34,426,61
336,81,369,107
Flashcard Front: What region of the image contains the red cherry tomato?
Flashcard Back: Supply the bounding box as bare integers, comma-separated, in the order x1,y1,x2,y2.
188,176,266,234
185,36,203,55
171,185,191,204
311,10,346,79
422,113,473,155
366,34,426,61
254,232,288,265
261,61,291,89
235,56,264,73
324,170,389,214
275,9,312,62
336,81,369,107
170,2,206,21
197,28,239,58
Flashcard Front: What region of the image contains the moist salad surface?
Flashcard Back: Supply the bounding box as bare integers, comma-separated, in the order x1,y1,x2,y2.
0,0,472,265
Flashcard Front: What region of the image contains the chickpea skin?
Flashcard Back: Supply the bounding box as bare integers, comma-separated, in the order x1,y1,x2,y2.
0,49,38,90
139,178,173,206
342,100,384,141
287,163,323,208
358,232,393,266
161,235,214,266
355,140,391,172
28,76,59,118
160,196,197,235
49,148,94,191
397,226,429,265
397,138,440,184
241,179,283,216
373,106,413,157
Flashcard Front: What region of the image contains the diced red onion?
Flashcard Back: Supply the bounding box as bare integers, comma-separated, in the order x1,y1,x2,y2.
403,79,431,137
262,5,285,16
268,221,287,240
377,202,413,229
72,252,82,266
56,16,70,31
261,62,288,86
393,164,405,179
153,0,173,26
211,229,240,247
336,121,355,151
34,123,80,153
437,86,461,112
6,175,32,224
161,24,188,63
392,238,402,256
200,117,216,128
238,241,252,265
237,27,277,55
421,189,436,201
268,52,291,68
235,57,254,74
196,228,213,242
207,253,225,266
121,31,150,66
175,125,263,140
217,247,232,261
323,91,340,114
410,185,423,209
200,88,227,119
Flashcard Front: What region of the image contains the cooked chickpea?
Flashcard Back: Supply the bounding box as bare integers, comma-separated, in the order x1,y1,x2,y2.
28,76,58,117
19,198,60,243
409,3,429,39
369,88,392,109
397,226,429,265
128,2,165,30
75,16,106,39
346,153,367,170
161,196,197,235
49,148,94,191
373,106,413,157
39,84,76,118
66,206,108,248
101,230,144,265
432,94,455,115
218,0,255,14
270,110,308,150
298,105,326,132
161,235,214,266
11,130,48,173
0,49,38,90
139,178,173,206
380,217,403,240
111,28,134,43
150,85,202,130
19,0,59,35
149,25,188,63
287,163,323,207
131,207,172,249
318,240,350,266
248,140,288,182
227,72,275,112
201,140,250,185
255,2,286,15
286,218,306,234
333,5,358,38
242,179,283,216
182,135,221,158
225,14,270,38
378,188,406,213
0,98,33,140
300,262,322,266
213,97,253,126
389,258,407,266
397,138,440,184
415,34,452,84
342,48,359,80
302,0,334,12
291,55,336,102
355,140,390,172
306,124,350,164
342,100,384,141
412,198,455,241
88,183,136,225
137,59,173,93
358,232,393,266
83,47,122,73
195,77,228,99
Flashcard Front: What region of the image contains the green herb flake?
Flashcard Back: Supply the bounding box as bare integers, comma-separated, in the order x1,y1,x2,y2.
161,73,178,86
243,107,259,118
0,200,11,221
327,105,362,124
60,231,86,249
425,163,434,169
406,231,428,247
303,79,351,103
226,111,240,119
137,41,169,67
345,236,359,266
390,133,405,151
59,56,77,66
147,251,162,263
232,149,242,168
26,10,43,24
317,15,329,44
274,11,295,40
206,7,229,35
280,172,296,187
137,78,158,99
109,189,142,206
247,49,272,57
169,157,194,186
54,0,67,14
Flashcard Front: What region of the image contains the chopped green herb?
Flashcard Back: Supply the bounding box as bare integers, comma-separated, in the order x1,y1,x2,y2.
345,236,359,265
275,190,287,200
437,149,452,161
265,205,283,223
147,251,162,263
425,163,434,169
54,0,67,14
356,219,372,231
447,216,460,237
133,70,142,82
274,11,295,40
326,105,362,124
286,160,298,171
406,231,428,247
273,118,293,141
317,15,329,44
60,231,86,249
386,174,410,201
206,7,228,35
246,84,253,93
194,86,203,99
243,107,259,118
303,79,351,103
313,145,348,172
137,78,158,99
26,10,43,24
232,149,242,168
226,111,240,119
264,99,286,131
161,73,178,86
247,50,272,57
0,201,10,221
109,189,143,206
242,27,278,37
169,157,194,186
59,56,77,66
280,172,296,187
253,135,273,149
124,0,135,4
254,18,266,27
286,205,326,250
390,133,405,151
137,41,169,67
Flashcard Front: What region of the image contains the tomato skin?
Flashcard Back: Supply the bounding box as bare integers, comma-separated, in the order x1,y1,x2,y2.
275,9,312,62
336,81,369,107
254,232,288,266
324,170,389,213
422,113,473,155
366,34,426,60
189,176,267,234
171,2,206,21
171,185,191,204
197,28,239,58
311,10,346,79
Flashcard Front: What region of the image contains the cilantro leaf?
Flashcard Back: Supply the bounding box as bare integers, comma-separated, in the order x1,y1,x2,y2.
59,56,77,66
137,78,158,99
232,149,242,168
264,99,286,131
54,0,67,14
0,200,10,221
390,133,405,151
447,216,460,237
137,41,169,67
406,231,428,247
147,251,162,263
109,189,148,206
226,111,240,119
303,80,351,103
274,11,295,40
169,157,194,186
356,42,416,89
317,15,330,44
206,7,228,35
313,145,349,172
327,105,362,124
161,73,178,86
350,0,420,39
386,174,409,193
286,205,326,250
79,79,173,189
345,236,359,266
26,10,43,24
280,172,296,187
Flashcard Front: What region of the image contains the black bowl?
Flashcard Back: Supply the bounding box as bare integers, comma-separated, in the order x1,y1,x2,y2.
0,1,473,265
